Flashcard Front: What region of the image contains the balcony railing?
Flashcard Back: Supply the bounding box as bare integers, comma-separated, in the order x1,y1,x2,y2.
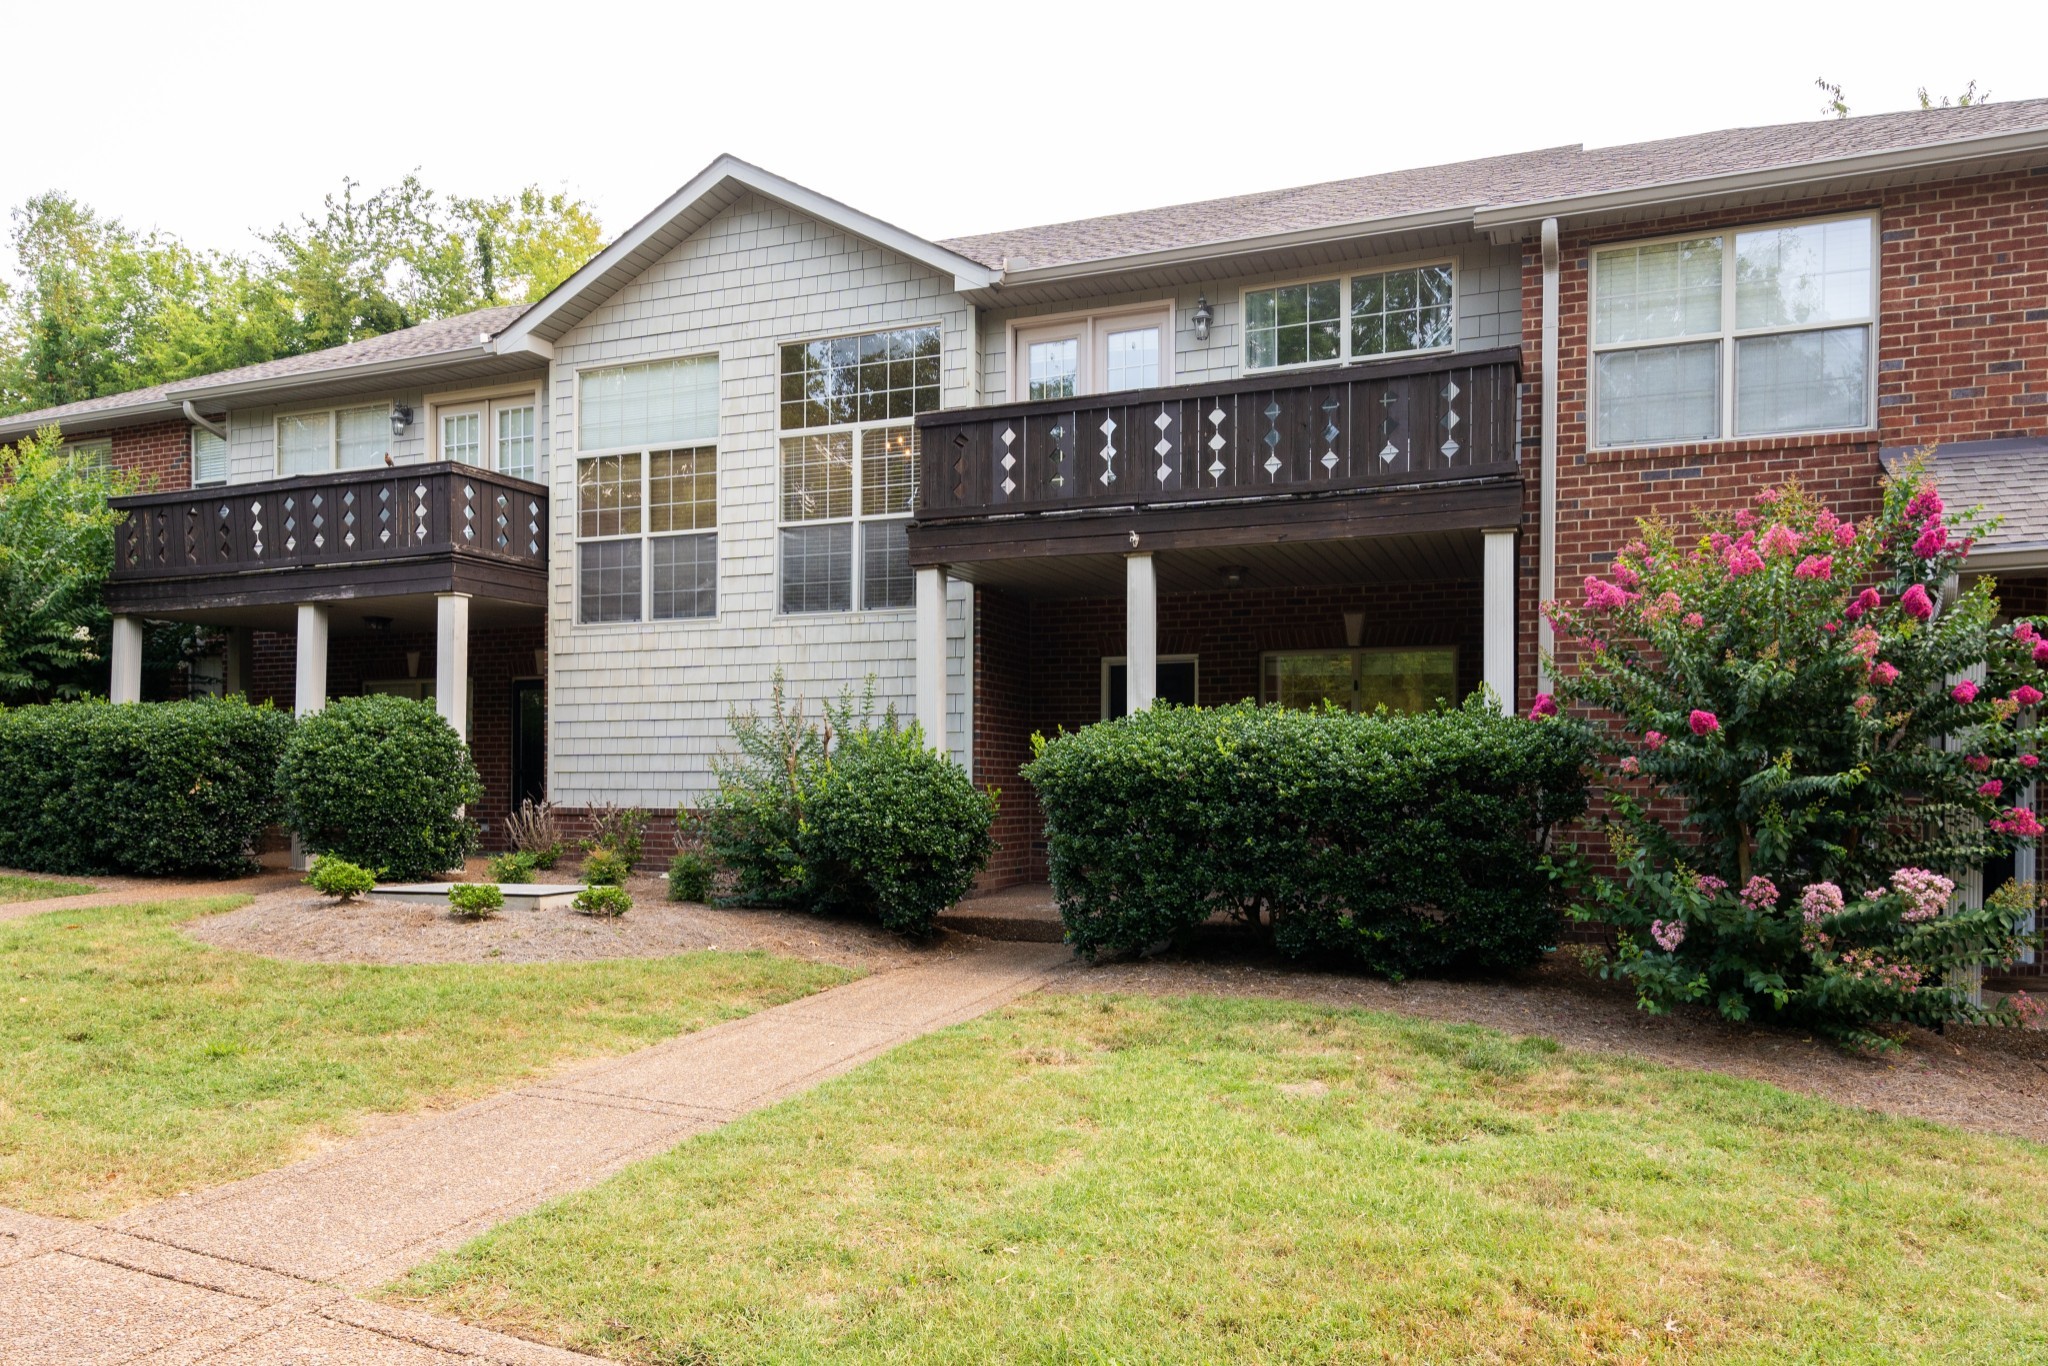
112,462,547,582
914,347,1520,521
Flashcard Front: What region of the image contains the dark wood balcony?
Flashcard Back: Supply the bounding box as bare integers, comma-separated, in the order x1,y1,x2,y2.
909,348,1523,567
109,462,548,613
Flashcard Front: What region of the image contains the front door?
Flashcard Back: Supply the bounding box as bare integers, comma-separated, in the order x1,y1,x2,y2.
512,678,547,807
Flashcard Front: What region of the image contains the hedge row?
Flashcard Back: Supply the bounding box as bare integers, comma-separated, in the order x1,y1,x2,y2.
0,698,293,876
1022,699,1591,977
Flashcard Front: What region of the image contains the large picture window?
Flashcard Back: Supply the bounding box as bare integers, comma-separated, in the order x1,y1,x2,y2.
575,355,719,624
1262,647,1458,715
275,405,390,475
1591,214,1876,447
1243,264,1455,371
776,325,939,614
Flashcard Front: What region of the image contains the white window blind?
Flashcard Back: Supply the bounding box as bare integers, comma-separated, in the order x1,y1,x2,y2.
192,427,228,485
336,406,389,468
277,413,330,475
579,355,719,450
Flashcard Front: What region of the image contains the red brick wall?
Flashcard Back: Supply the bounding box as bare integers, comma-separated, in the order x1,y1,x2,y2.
108,419,195,491
974,588,1037,886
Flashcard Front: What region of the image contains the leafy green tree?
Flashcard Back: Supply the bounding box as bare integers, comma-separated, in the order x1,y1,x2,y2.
1816,77,1988,119
0,425,132,700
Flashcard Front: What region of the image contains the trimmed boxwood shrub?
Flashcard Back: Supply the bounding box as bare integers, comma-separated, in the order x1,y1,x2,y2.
276,694,481,881
0,697,292,876
448,882,504,919
1022,698,1590,975
306,854,377,902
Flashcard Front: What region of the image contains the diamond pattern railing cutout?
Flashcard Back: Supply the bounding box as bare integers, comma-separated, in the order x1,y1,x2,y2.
1098,416,1118,486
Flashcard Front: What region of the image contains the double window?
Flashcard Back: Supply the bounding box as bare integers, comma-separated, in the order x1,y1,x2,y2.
276,405,390,475
1591,214,1876,447
1243,264,1455,371
1263,647,1458,715
439,394,539,479
575,355,719,624
777,325,939,614
1010,305,1172,401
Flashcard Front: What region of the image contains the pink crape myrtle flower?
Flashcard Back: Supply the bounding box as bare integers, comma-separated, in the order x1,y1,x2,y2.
1694,875,1728,897
1814,508,1841,537
1845,587,1881,620
1849,625,1882,661
2033,640,2048,666
1800,882,1845,923
1733,508,1759,531
1760,523,1803,557
1891,868,1955,923
1756,487,1783,506
1900,584,1935,620
1967,754,1994,772
1905,488,1944,521
1739,875,1780,911
1854,693,1877,716
1722,537,1765,577
2017,621,2040,645
2024,754,2042,770
1794,554,1834,581
1529,693,1558,719
1618,755,1641,775
1992,807,2047,839
2015,684,2046,707
1650,919,1686,952
1689,709,1719,736
1682,612,1705,629
1644,730,1666,750
1610,559,1641,589
1869,661,1900,686
1912,519,1951,559
2012,992,2047,1027
1834,522,1857,548
1952,679,1980,704
1980,779,2006,798
1582,575,1637,612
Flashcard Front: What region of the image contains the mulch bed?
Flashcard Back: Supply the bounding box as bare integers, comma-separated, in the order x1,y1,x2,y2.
184,874,961,975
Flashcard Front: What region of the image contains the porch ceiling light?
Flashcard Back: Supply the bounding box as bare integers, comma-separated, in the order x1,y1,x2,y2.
1220,564,1246,588
363,615,394,633
1192,294,1213,342
389,402,413,437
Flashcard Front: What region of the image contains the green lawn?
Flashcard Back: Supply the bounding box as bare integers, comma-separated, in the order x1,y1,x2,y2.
394,993,2048,1365
0,897,850,1218
0,872,95,902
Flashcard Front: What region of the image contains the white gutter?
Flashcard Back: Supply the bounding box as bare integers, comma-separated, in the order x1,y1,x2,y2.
180,401,227,440
1538,217,1560,692
164,342,501,403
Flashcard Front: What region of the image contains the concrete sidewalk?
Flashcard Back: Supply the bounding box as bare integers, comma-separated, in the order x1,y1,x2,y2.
0,937,1072,1362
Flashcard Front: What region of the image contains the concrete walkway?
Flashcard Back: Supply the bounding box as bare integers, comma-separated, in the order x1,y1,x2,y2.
0,938,1072,1362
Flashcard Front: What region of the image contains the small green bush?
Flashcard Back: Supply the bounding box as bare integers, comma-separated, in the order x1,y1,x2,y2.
276,694,482,881
580,848,631,886
668,851,715,903
581,803,649,868
305,854,377,902
447,882,504,919
574,884,632,918
703,674,996,937
1023,697,1591,974
486,850,540,884
0,697,292,876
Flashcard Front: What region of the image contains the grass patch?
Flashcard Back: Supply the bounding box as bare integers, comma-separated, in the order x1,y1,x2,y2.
0,897,849,1217
0,873,94,902
394,993,2048,1364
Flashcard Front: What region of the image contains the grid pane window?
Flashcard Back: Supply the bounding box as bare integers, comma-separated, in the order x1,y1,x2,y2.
650,447,718,533
1351,265,1454,356
780,433,854,521
336,406,388,469
778,325,940,430
1245,281,1341,368
779,524,853,614
1593,216,1874,446
861,519,913,610
578,540,642,623
576,453,643,537
1027,339,1078,400
1103,327,1160,390
1247,269,1453,371
650,533,717,620
860,428,917,517
443,412,482,465
579,355,718,450
496,405,537,478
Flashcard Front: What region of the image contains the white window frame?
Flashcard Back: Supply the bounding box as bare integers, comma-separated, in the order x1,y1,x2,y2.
1588,210,1880,450
775,324,940,617
1005,300,1177,401
568,351,721,628
426,383,544,479
189,425,228,486
272,403,392,475
1099,654,1199,719
1239,259,1459,376
58,436,112,468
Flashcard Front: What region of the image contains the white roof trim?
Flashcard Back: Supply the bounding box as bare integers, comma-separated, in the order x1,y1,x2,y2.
0,396,179,443
495,155,999,349
162,343,500,403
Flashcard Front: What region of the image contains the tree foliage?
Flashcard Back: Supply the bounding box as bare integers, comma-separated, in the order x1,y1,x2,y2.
0,425,130,700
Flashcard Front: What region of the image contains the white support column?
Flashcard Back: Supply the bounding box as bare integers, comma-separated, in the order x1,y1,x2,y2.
293,603,329,718
1126,551,1157,714
914,565,949,753
109,616,143,704
436,592,471,744
1483,528,1518,715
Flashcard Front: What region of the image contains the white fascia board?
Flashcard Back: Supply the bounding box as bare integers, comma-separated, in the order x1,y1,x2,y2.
495,154,999,349
0,397,180,442
1472,126,2048,233
1964,545,2048,575
163,344,499,403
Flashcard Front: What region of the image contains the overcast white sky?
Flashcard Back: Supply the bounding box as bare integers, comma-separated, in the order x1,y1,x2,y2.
4,0,2043,273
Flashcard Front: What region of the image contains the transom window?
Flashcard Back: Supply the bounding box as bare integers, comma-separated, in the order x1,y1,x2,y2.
776,325,939,614
574,354,719,624
1263,647,1458,715
1244,264,1455,371
1591,214,1876,447
275,405,390,475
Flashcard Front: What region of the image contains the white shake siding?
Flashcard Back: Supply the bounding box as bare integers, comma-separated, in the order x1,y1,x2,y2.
547,192,975,810
220,383,550,485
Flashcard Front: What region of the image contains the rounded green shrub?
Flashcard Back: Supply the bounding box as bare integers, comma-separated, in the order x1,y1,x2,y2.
667,851,715,903
574,884,632,918
580,848,631,886
0,697,292,876
1022,698,1590,974
305,854,377,902
447,882,504,919
486,850,540,884
275,694,481,881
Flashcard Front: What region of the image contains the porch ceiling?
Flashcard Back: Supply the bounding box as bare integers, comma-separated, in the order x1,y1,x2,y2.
123,593,545,637
950,527,1487,599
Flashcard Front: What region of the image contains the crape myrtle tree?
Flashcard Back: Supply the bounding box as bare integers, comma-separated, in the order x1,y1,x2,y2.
1539,460,2044,1045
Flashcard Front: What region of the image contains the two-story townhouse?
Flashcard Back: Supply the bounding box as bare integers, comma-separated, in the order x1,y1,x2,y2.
5,99,2045,921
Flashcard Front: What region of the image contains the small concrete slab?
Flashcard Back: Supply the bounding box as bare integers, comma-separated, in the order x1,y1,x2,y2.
373,883,587,912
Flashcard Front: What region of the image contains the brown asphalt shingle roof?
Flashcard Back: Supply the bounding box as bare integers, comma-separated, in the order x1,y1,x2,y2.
1925,442,2048,552
937,99,2048,270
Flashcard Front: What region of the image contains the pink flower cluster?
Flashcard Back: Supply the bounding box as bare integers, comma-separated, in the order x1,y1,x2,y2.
1891,867,1955,923
1651,919,1686,952
2012,992,2047,1027
1837,949,1924,993
2014,685,2045,707
1869,661,1900,687
1901,584,1934,620
1583,575,1637,612
1618,755,1641,776
1795,554,1834,581
1800,881,1845,924
1529,693,1558,720
1739,875,1780,911
1993,807,2047,839
1722,535,1765,577
1953,679,1979,704
1760,523,1803,558
1695,874,1728,897
1689,709,1719,736
1845,588,1881,620
1644,730,1666,750
1980,779,2005,798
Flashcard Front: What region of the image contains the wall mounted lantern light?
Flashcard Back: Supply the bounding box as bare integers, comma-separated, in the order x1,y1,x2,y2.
389,402,413,437
1192,294,1213,342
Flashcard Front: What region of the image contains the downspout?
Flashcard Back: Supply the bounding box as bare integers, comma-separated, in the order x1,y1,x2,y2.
181,400,227,440
1538,216,1560,691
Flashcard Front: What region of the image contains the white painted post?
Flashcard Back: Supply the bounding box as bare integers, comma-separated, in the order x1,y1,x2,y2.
436,592,471,744
914,565,949,753
293,604,329,718
109,616,143,704
1126,551,1157,714
1483,528,1517,715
